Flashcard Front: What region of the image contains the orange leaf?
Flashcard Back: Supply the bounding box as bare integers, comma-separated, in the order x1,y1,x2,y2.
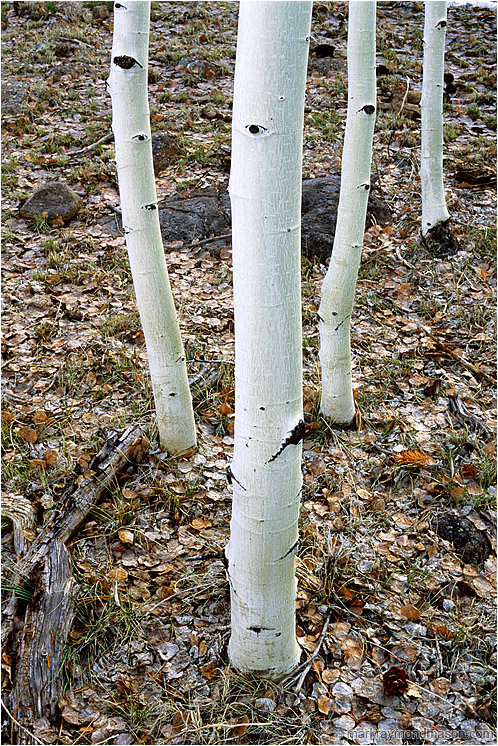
393,450,434,468
219,402,233,415
200,661,217,680
432,624,454,639
33,410,48,424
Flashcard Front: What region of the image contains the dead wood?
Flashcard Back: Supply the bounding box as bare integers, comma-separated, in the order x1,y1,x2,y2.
2,422,150,743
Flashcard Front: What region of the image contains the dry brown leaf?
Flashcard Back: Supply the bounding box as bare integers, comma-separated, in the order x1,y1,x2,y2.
317,695,333,715
431,623,454,639
322,668,339,685
33,409,48,424
235,715,250,738
109,567,128,582
343,638,364,668
460,463,479,480
190,517,212,530
43,448,58,466
118,529,134,544
307,456,326,476
399,603,421,621
19,426,37,443
200,661,217,679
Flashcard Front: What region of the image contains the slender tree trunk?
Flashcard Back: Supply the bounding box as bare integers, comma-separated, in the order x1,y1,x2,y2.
108,1,196,455
226,0,312,679
318,1,376,426
420,0,457,255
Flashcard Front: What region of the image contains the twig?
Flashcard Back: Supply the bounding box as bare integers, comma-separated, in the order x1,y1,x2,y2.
167,232,232,252
427,333,496,385
58,35,92,48
397,76,411,116
72,132,114,156
394,245,416,270
282,610,332,690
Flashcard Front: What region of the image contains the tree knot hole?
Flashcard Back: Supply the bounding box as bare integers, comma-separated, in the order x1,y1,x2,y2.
246,124,267,136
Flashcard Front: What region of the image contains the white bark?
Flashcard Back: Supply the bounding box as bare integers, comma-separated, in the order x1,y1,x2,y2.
108,1,196,456
318,1,376,426
226,0,312,679
421,1,449,236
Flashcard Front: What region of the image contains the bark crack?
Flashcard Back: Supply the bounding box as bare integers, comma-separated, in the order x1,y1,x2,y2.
277,539,299,561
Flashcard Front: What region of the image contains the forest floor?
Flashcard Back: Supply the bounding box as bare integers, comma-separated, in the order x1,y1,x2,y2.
1,1,496,744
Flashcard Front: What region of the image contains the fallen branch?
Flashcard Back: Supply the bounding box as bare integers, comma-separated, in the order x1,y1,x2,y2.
2,423,150,743
72,131,114,156
429,334,496,385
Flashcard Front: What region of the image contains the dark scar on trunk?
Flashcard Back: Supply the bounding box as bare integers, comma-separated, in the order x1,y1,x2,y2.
248,625,274,634
277,539,300,560
268,419,306,463
113,55,143,69
226,466,246,490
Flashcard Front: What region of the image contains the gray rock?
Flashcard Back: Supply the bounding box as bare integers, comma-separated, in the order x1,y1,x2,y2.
156,176,392,261
2,80,28,117
20,182,82,222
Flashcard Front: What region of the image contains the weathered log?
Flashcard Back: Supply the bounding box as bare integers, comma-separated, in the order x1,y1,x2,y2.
2,423,150,743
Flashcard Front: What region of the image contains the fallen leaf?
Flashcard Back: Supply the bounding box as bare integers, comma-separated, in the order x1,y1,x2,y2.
19,426,37,443
399,603,421,620
460,463,479,480
235,715,250,737
190,517,212,530
317,695,333,715
200,661,217,679
43,449,58,466
118,529,134,544
393,450,435,468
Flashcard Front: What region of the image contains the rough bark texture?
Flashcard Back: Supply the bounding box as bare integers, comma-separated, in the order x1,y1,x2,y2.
2,424,149,743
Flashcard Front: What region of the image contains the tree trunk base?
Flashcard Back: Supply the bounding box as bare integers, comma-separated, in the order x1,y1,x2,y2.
421,219,459,257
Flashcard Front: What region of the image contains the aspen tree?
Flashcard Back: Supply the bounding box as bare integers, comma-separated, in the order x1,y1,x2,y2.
318,1,376,426
108,1,196,455
421,0,457,254
226,0,312,678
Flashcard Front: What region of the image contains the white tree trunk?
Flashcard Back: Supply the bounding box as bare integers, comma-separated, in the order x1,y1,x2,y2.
226,0,312,679
318,1,376,426
108,1,196,456
421,0,449,236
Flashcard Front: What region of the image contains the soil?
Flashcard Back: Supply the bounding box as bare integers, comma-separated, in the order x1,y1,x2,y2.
1,2,496,745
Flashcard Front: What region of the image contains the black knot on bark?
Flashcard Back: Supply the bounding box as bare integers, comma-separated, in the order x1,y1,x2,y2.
113,55,142,69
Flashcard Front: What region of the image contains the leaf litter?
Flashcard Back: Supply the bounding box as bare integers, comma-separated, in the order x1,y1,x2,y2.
1,1,496,744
